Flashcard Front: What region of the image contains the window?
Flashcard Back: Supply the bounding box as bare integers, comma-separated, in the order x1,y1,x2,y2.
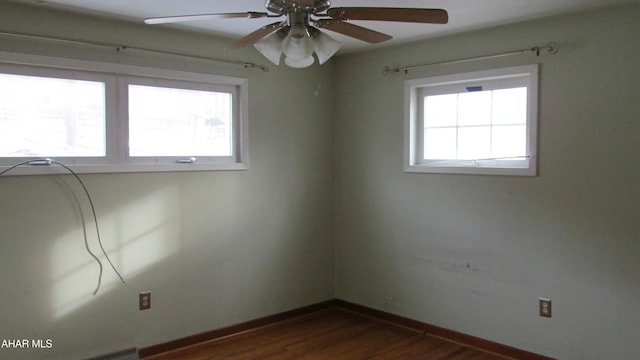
0,70,109,160
128,84,233,158
405,65,538,176
0,52,248,175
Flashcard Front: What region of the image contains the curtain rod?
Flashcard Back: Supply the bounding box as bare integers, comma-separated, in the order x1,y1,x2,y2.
0,29,269,72
382,42,559,75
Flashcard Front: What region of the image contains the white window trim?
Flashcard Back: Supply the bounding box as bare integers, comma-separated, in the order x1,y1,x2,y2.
404,64,538,176
0,51,249,175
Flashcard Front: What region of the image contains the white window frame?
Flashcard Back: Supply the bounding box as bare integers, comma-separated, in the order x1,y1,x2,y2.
122,76,241,168
0,51,249,175
404,65,538,176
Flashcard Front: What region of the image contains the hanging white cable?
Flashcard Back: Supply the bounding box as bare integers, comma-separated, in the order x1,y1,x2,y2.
0,159,126,295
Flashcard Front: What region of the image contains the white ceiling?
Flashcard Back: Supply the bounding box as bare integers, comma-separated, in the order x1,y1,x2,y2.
11,0,637,53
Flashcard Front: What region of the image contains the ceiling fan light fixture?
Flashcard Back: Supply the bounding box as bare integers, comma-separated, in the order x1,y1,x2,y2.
145,3,450,68
282,24,314,61
254,30,285,65
284,55,316,68
313,30,341,65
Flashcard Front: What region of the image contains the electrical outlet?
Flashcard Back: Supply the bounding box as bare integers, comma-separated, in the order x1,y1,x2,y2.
539,298,551,318
139,292,151,310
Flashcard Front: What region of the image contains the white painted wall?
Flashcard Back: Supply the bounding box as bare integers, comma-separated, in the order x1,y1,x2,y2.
0,3,334,359
2,2,639,360
333,4,640,360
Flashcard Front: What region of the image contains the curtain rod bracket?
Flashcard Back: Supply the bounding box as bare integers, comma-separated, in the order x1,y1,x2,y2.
244,63,270,72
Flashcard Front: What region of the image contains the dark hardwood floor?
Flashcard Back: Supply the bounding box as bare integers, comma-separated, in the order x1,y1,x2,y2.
144,309,510,359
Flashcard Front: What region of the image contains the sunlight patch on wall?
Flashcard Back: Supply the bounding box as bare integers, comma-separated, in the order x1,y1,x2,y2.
50,186,181,319
111,187,181,277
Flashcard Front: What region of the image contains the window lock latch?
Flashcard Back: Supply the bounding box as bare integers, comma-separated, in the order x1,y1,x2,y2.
29,158,54,166
176,157,197,164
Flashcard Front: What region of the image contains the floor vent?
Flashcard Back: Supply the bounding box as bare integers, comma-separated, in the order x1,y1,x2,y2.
85,347,138,360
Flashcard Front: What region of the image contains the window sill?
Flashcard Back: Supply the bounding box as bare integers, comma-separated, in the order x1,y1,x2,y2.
404,163,536,176
0,160,248,176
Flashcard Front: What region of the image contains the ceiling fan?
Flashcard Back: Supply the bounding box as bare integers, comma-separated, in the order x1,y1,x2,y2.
145,0,448,68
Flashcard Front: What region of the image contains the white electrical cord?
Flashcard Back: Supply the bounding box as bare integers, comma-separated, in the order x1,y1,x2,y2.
0,159,126,295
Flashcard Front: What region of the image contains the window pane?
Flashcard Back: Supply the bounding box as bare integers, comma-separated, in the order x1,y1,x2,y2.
0,73,105,157
492,125,526,158
424,93,458,128
128,85,233,157
424,128,457,159
458,91,491,126
408,65,537,175
422,87,529,162
458,126,491,159
492,87,527,125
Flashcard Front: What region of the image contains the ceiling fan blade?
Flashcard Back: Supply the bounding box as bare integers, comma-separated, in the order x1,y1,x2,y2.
315,20,391,44
229,22,286,49
145,12,271,25
327,7,449,24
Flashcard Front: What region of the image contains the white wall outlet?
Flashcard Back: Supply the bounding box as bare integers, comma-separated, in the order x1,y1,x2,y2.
139,292,151,310
539,298,551,318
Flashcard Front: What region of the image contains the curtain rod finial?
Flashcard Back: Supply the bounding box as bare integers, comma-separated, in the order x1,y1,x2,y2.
546,42,560,55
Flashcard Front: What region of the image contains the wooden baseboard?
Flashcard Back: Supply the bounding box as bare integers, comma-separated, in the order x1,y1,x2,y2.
332,300,555,360
138,298,554,360
137,300,337,358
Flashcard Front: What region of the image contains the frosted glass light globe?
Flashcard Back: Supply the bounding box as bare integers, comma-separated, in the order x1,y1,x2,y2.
282,24,314,61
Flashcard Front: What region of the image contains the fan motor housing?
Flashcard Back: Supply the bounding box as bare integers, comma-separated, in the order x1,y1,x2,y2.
265,0,287,15
265,0,331,15
313,1,331,13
